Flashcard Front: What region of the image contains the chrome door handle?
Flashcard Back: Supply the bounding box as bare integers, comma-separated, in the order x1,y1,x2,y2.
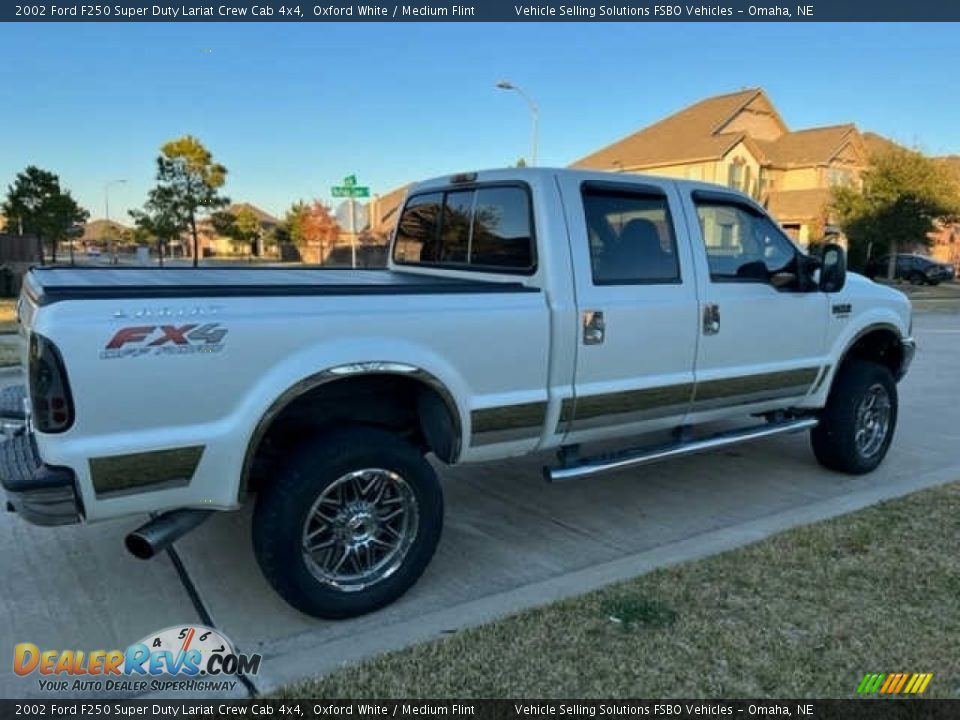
703,304,720,335
583,310,605,345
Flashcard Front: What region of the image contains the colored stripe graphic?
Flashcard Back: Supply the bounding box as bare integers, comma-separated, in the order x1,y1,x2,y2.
857,673,885,694
859,672,933,695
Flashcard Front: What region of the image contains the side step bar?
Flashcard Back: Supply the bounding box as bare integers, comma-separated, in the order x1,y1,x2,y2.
545,417,818,483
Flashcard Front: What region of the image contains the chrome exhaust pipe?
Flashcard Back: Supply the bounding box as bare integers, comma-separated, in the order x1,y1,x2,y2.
125,509,213,559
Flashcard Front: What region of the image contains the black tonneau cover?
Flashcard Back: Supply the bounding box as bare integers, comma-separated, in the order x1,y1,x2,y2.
25,267,536,305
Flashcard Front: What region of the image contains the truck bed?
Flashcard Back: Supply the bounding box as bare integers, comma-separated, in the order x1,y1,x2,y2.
25,266,535,305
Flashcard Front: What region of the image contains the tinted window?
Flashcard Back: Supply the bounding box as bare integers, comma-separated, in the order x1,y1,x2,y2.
439,191,473,264
393,185,534,273
393,193,442,263
471,188,534,269
582,189,680,284
696,202,797,282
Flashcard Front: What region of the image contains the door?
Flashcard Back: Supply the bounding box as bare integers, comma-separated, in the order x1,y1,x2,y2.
682,190,828,418
557,177,701,444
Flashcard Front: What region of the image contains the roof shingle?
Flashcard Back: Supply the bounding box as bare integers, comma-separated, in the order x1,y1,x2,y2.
755,125,857,167
571,89,763,170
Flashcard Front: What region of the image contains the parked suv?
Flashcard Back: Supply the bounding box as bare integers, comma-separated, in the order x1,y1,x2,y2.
866,253,955,285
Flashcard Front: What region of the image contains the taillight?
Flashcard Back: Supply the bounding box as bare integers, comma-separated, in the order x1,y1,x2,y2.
29,333,74,433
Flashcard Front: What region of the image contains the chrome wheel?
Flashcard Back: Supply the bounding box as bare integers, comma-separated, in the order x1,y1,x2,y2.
301,468,419,592
854,383,891,459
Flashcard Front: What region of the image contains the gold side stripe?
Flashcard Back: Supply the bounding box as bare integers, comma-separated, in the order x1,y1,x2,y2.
481,367,822,444
557,367,820,434
90,446,205,498
574,383,694,421
470,401,547,447
692,367,820,404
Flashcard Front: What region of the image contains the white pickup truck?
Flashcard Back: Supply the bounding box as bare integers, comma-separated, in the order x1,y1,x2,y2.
2,168,915,618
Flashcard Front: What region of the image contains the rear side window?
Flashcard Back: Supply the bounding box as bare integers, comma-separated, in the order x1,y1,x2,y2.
582,187,680,285
393,185,535,273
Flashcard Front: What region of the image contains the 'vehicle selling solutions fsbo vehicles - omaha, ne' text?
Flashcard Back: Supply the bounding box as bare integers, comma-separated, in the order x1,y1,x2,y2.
2,168,915,618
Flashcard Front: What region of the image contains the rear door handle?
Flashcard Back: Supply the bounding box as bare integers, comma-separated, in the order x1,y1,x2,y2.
583,310,605,345
702,304,720,335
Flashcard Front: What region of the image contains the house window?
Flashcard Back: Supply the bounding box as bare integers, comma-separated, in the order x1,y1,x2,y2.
727,162,745,191
828,168,852,187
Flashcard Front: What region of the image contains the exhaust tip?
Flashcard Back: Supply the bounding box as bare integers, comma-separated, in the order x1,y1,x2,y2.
124,532,156,560
124,509,213,560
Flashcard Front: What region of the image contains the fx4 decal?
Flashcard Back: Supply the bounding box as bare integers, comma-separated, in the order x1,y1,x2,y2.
101,324,228,359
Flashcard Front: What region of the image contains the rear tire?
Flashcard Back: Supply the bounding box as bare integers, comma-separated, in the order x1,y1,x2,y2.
811,360,897,474
252,426,443,619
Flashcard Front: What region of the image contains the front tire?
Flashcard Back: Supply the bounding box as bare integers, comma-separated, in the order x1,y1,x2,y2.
811,360,898,474
252,426,443,619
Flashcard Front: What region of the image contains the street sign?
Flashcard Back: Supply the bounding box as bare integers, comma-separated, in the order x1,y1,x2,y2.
330,174,371,268
331,185,370,198
335,201,369,231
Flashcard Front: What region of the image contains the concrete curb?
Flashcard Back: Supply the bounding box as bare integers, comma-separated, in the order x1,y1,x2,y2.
253,461,960,695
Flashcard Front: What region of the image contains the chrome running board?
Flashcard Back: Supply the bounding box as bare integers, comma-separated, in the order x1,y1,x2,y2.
544,417,818,483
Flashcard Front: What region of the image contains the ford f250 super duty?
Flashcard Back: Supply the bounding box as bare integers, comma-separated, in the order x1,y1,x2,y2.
1,168,915,618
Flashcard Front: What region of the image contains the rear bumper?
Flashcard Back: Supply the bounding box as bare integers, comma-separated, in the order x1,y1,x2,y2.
0,432,81,526
897,337,917,381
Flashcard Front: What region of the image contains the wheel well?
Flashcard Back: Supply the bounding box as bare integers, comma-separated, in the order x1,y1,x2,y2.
241,373,460,497
840,326,904,378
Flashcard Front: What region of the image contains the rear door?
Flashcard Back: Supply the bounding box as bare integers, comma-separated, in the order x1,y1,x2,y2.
681,190,829,419
557,176,700,444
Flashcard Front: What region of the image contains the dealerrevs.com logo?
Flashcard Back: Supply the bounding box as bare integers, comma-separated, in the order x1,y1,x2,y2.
14,625,261,693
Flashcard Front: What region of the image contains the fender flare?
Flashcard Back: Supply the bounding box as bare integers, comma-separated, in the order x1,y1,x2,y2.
238,362,462,499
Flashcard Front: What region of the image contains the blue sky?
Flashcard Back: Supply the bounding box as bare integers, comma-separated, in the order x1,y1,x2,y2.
0,22,957,222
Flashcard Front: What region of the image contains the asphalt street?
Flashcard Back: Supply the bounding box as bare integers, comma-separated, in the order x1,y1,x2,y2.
1,311,958,698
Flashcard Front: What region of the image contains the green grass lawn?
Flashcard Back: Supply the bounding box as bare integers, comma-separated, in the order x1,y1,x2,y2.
278,481,960,699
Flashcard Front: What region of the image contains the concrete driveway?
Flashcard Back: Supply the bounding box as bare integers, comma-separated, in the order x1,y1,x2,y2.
2,311,959,698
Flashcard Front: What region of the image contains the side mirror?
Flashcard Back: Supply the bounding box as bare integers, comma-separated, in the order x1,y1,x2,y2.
819,243,847,293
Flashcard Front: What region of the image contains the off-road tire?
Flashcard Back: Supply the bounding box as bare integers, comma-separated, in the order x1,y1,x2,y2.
252,426,443,619
811,360,897,474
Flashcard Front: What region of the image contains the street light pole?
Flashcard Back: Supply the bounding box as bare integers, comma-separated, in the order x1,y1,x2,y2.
104,179,126,265
496,80,539,167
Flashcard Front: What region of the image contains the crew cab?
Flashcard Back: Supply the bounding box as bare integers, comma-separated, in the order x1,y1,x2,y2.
2,168,915,618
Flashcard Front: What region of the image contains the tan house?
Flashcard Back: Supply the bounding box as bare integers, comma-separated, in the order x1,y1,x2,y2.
196,202,279,257
571,88,868,247
367,183,411,237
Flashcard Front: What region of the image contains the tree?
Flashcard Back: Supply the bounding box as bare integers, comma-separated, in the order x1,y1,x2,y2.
129,185,185,267
211,206,262,256
301,201,340,264
147,135,228,267
282,201,308,247
832,146,960,275
2,166,89,264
